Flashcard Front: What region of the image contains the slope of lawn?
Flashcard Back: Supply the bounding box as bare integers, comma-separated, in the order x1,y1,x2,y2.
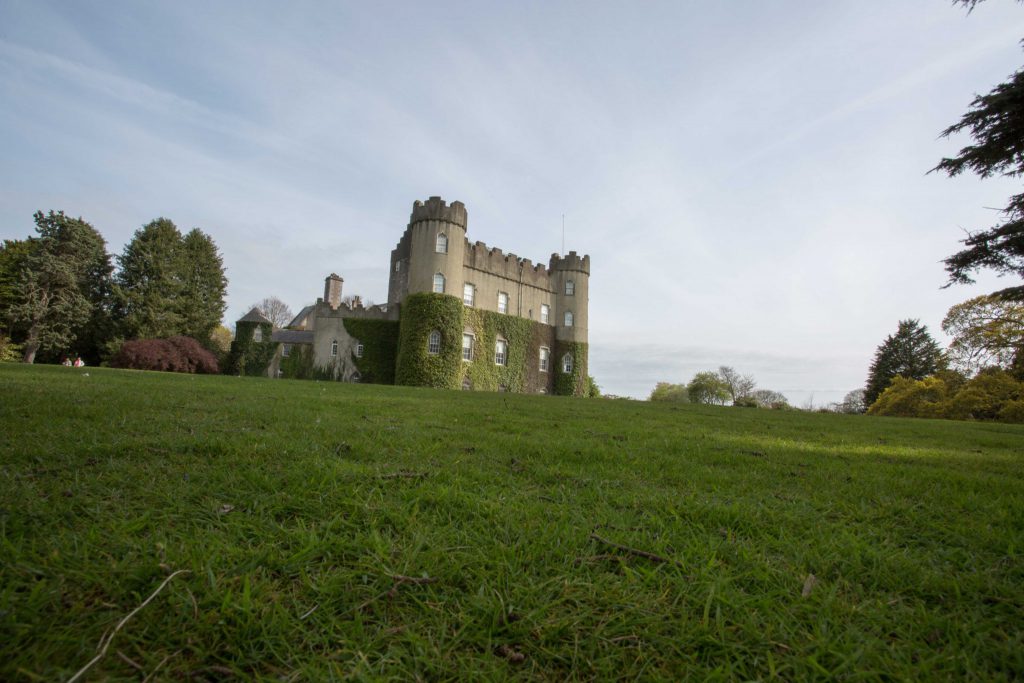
1,363,1022,681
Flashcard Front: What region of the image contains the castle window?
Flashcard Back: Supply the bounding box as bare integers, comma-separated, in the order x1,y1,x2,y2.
565,280,575,296
564,311,574,327
331,340,338,357
253,327,263,342
282,344,291,358
463,283,475,306
562,353,573,374
355,343,364,358
436,233,448,254
395,261,401,272
462,333,474,361
497,292,509,314
433,272,445,293
541,304,550,324
495,339,507,366
539,347,550,372
428,330,441,355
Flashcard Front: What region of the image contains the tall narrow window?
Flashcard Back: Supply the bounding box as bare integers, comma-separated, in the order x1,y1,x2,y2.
253,327,263,342
562,353,573,374
495,339,507,366
435,233,448,254
565,280,575,295
462,333,474,361
541,304,550,324
497,292,509,314
331,339,338,357
355,343,364,358
463,283,475,306
564,311,574,327
539,347,550,372
427,330,441,355
282,344,291,358
433,272,445,293
395,261,401,272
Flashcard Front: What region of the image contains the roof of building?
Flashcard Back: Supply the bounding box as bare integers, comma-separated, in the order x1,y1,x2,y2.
271,329,314,344
287,305,315,329
238,307,272,324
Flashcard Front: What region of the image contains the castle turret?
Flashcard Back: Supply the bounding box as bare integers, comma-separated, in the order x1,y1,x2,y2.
324,273,343,310
390,197,467,302
550,251,591,395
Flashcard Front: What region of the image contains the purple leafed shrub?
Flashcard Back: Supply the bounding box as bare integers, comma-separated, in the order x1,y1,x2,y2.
113,336,219,374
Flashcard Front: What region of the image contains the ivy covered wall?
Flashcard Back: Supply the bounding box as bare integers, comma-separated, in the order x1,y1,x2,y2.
394,293,463,389
225,321,275,377
342,319,400,385
554,341,588,396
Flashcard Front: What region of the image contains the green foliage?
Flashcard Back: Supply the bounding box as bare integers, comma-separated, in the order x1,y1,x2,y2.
868,368,1024,423
585,375,601,398
116,219,227,344
3,364,1024,680
0,334,22,362
718,366,756,403
649,382,689,402
554,341,588,396
343,319,400,385
748,389,790,409
395,293,463,389
687,371,731,405
278,344,327,381
225,321,275,377
0,238,34,337
460,307,535,392
865,319,945,407
942,294,1024,374
8,211,114,364
933,8,1024,299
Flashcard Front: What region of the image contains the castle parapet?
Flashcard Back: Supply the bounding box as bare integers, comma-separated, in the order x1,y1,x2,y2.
549,251,591,274
409,196,467,228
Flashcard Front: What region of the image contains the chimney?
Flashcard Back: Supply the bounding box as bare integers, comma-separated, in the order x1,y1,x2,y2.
324,273,343,310
352,295,362,309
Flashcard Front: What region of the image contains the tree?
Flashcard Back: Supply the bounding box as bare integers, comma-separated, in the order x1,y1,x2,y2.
8,211,113,363
180,229,227,343
687,371,731,405
649,382,689,402
837,389,866,414
933,0,1024,300
717,366,756,403
116,219,227,344
586,375,601,398
864,319,945,407
942,294,1024,374
0,239,33,336
250,296,294,328
747,389,790,409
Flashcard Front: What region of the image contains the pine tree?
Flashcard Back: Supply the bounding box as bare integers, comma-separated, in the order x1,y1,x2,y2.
9,211,113,363
180,229,227,343
864,319,945,408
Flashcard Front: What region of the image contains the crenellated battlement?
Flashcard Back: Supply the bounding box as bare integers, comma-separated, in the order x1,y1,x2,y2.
549,250,591,274
409,196,467,228
464,239,553,287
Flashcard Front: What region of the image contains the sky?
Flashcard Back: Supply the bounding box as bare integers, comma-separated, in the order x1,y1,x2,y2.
1,1,1022,403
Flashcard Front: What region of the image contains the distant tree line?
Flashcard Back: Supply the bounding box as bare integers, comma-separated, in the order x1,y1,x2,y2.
649,366,792,410
0,211,227,369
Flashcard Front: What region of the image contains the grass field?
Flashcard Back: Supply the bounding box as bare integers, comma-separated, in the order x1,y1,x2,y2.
1,364,1022,681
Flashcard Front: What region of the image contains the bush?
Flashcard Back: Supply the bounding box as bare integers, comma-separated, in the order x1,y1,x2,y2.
112,336,219,374
0,334,22,362
733,396,758,408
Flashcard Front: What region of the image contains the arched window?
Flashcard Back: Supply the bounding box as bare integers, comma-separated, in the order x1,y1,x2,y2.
539,347,550,372
497,292,509,314
427,330,442,355
495,339,507,366
564,311,574,327
565,280,575,295
433,272,445,293
436,233,448,254
562,353,573,374
253,326,263,342
331,339,338,357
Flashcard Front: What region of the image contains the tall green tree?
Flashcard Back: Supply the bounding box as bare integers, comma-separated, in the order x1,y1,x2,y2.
864,319,945,407
116,219,227,344
8,211,113,363
934,0,1024,300
0,238,34,337
180,229,227,343
687,371,731,405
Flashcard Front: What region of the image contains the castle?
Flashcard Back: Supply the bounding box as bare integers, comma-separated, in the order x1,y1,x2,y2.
232,197,590,395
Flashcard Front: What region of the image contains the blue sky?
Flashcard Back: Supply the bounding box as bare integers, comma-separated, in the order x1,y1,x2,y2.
2,1,1023,402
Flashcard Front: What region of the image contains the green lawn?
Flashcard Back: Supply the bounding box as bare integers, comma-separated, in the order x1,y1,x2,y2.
1,364,1022,681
